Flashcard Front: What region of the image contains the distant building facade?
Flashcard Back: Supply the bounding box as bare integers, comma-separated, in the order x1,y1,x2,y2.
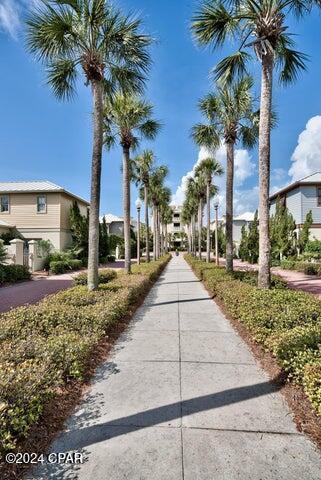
0,181,89,250
269,172,321,240
101,213,137,237
211,212,255,253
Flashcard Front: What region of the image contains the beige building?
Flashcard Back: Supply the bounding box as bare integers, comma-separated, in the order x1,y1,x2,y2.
0,181,89,251
168,206,188,248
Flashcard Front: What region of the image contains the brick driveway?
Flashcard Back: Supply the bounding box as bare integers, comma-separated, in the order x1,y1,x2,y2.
220,257,321,299
0,274,74,313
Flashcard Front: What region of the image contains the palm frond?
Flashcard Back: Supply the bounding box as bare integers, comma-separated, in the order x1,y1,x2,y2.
191,124,220,149
26,4,76,62
47,58,78,100
276,34,308,84
139,120,162,140
214,50,251,84
191,2,239,47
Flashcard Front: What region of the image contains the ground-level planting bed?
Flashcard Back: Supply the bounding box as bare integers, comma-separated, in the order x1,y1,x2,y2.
185,255,321,421
0,255,170,472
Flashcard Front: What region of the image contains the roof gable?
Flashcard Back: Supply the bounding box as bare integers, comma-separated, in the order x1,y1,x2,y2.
0,181,89,205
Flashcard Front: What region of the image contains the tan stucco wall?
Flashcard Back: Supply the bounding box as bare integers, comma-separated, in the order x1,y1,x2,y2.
309,228,321,241
0,192,61,228
0,225,10,234
0,192,88,251
60,193,88,230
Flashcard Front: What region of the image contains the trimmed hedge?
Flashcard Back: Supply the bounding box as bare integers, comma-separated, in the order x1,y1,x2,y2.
280,259,321,276
185,254,321,416
0,255,170,453
50,259,83,275
0,264,30,286
73,268,117,286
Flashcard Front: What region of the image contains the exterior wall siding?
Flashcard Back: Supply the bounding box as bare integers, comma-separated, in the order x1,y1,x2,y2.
60,193,88,230
0,193,61,228
270,188,302,224
301,185,321,224
286,188,302,224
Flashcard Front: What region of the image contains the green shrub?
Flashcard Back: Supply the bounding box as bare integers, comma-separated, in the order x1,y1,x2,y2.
49,260,69,274
185,254,321,416
303,361,321,415
68,259,82,270
50,258,83,274
0,264,30,285
74,268,117,286
0,254,170,453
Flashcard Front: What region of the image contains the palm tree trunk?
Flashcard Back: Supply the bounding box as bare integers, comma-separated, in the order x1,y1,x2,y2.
206,182,211,263
123,145,131,274
225,141,234,273
165,224,168,253
198,199,202,260
153,206,156,260
144,185,150,263
258,54,273,289
87,79,103,291
156,206,160,259
192,214,196,256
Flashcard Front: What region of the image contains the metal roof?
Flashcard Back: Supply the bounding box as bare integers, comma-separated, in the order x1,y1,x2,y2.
270,172,321,201
0,181,89,205
0,219,15,228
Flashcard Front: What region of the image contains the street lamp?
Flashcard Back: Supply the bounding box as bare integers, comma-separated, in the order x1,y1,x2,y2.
135,198,142,265
214,200,219,266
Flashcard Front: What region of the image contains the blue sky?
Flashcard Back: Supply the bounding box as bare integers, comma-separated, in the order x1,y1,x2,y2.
1,1,321,217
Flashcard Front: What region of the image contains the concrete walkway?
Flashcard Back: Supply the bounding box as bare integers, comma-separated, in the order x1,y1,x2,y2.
27,255,321,480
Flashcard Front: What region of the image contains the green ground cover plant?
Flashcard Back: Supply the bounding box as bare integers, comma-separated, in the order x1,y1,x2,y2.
0,265,31,286
0,255,170,453
185,254,321,416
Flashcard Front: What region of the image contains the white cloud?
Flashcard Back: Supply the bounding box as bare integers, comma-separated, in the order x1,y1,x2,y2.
289,115,321,181
0,0,43,39
171,146,212,206
171,142,256,217
271,167,287,183
0,0,20,39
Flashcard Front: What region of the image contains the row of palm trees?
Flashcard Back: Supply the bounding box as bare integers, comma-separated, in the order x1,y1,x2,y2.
132,151,172,262
189,0,320,289
26,0,170,289
182,158,223,262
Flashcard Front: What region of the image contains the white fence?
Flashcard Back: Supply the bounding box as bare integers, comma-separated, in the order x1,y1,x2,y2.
4,239,46,272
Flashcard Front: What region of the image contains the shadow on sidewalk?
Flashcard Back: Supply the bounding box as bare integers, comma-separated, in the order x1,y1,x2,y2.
54,374,283,452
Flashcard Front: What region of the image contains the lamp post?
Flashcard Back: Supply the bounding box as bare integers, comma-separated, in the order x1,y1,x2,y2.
135,198,142,265
214,201,219,266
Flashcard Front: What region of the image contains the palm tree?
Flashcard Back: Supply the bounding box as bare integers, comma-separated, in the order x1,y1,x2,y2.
149,166,169,260
195,158,223,263
161,205,173,254
192,77,258,272
184,177,200,256
104,94,161,273
27,0,151,290
132,150,155,262
192,175,207,260
192,0,320,287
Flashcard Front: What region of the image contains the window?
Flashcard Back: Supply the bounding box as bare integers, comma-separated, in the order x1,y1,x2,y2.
173,213,180,218
174,223,180,228
0,195,9,213
317,188,321,207
37,195,47,213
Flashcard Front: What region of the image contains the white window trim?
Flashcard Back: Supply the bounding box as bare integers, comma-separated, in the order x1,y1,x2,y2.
37,194,47,214
0,194,10,214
